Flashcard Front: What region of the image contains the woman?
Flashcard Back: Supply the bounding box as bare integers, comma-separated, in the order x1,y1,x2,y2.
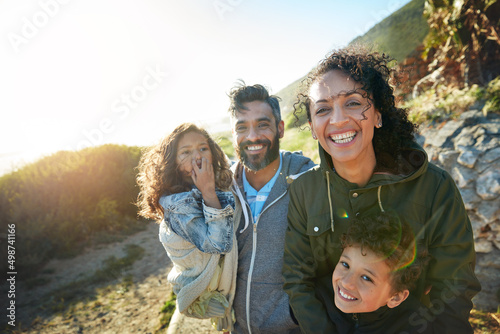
282,46,480,334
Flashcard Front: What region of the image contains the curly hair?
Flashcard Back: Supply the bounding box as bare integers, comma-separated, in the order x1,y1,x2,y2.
227,80,282,125
340,211,429,294
294,44,417,161
136,123,233,221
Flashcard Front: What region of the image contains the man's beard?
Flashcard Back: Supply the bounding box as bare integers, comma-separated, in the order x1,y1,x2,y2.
236,133,280,171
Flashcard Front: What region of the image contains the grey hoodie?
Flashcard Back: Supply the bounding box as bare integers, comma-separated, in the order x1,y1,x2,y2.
231,151,315,334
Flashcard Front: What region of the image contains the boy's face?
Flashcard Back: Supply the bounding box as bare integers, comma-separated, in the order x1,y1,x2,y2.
332,245,403,314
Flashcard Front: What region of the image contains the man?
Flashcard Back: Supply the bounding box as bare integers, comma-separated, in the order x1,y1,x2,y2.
227,82,315,333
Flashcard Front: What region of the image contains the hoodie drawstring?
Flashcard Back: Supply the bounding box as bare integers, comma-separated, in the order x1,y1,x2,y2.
326,171,334,232
377,185,385,212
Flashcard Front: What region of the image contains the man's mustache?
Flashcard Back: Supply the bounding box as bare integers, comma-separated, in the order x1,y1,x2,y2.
239,139,271,149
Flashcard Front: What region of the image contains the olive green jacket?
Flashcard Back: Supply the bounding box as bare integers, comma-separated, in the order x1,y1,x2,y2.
283,142,480,334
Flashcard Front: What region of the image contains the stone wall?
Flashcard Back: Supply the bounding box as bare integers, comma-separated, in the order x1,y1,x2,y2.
417,110,500,311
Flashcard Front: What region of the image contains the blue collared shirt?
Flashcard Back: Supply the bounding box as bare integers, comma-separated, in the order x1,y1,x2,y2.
242,153,282,223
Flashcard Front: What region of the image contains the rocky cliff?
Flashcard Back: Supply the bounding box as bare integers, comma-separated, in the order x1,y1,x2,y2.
417,110,500,311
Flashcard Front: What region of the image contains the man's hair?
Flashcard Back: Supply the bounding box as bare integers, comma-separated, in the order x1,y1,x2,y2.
340,211,429,293
227,80,282,125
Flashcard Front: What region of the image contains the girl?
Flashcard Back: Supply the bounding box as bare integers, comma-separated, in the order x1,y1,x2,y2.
136,123,238,331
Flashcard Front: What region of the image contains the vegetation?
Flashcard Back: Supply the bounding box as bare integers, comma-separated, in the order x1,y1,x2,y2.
156,292,177,333
423,0,500,86
351,0,429,62
405,76,500,123
276,0,430,122
0,144,145,276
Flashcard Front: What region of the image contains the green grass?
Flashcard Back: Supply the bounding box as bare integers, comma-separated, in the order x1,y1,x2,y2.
156,292,177,333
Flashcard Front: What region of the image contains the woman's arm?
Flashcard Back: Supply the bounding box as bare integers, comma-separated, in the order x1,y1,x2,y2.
423,169,481,333
283,182,338,334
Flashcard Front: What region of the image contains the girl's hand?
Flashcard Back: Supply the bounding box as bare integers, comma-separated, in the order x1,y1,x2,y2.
191,158,221,209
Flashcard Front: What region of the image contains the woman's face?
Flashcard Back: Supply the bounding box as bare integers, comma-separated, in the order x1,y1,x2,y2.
308,70,381,168
175,131,213,184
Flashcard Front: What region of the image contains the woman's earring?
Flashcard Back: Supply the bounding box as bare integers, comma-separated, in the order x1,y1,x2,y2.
378,122,382,128
312,134,317,140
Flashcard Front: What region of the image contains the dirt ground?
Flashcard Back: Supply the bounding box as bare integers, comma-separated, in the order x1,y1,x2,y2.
0,222,217,334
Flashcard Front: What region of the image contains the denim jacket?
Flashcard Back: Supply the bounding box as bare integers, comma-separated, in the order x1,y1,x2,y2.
158,188,238,330
160,188,235,253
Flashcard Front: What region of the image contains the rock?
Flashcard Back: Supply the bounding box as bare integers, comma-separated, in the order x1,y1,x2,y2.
475,239,494,253
482,147,500,163
469,212,485,237
476,200,500,224
452,166,477,188
474,136,499,152
457,149,480,168
426,120,464,147
483,121,500,135
459,188,481,210
489,222,500,234
438,150,459,170
474,159,493,174
476,170,500,200
460,109,483,121
477,250,500,268
424,146,440,162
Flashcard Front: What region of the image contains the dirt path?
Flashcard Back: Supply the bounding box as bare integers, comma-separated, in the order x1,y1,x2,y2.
0,222,217,333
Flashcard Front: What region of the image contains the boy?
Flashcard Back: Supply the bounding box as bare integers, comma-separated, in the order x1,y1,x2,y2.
329,212,433,333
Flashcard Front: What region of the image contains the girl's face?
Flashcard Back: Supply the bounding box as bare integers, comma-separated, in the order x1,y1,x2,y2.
332,246,397,314
308,70,381,168
176,131,213,184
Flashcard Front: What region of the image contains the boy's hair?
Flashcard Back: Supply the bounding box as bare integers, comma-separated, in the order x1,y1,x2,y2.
136,123,232,221
227,80,282,125
340,212,428,293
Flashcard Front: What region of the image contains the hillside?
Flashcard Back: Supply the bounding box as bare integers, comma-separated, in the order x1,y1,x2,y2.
276,0,428,124
350,0,428,63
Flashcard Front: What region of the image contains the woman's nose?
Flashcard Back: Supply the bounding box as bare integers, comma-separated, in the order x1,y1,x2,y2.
330,104,349,127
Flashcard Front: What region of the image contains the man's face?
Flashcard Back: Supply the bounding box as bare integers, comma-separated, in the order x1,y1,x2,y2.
232,100,284,171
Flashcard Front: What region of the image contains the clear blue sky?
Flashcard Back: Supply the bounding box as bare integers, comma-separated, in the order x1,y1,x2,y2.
0,0,412,174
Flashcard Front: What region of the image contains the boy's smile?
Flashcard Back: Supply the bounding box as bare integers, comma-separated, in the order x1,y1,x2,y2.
332,246,397,314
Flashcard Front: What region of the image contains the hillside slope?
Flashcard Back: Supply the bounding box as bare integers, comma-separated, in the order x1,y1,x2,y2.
276,0,428,122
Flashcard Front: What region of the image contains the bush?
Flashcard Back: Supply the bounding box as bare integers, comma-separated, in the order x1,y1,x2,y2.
0,144,143,276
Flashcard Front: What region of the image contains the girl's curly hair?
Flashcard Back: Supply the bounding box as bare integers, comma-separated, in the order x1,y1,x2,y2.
136,123,232,221
341,211,429,294
294,44,417,161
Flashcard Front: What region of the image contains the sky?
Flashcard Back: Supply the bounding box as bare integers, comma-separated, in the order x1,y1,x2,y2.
0,0,412,175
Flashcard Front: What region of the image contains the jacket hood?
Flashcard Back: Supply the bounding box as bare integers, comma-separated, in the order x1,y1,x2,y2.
316,140,429,223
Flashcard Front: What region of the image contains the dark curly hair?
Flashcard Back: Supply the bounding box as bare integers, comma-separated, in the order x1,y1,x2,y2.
228,80,282,126
340,211,429,294
294,44,417,162
136,123,233,221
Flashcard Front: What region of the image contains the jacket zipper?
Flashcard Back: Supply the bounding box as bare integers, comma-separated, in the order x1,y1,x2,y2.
245,191,287,334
